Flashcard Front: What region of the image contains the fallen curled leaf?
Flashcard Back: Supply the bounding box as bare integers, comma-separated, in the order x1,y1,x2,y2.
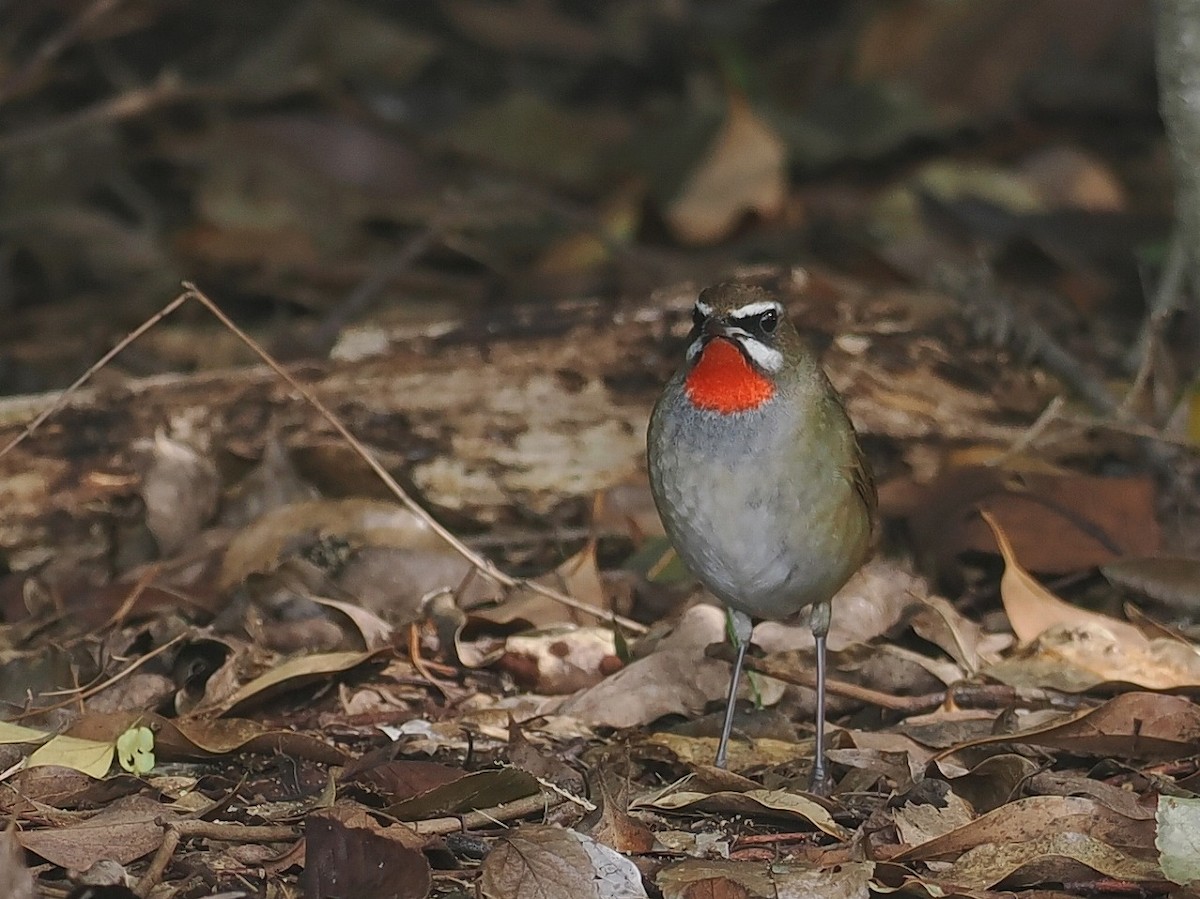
384,767,540,820
892,795,1154,865
555,604,731,728
591,772,654,854
207,648,390,716
944,692,1200,763
893,791,975,848
219,498,442,590
631,783,849,840
981,510,1148,647
983,621,1200,692
908,467,1161,578
64,710,346,765
940,831,1161,889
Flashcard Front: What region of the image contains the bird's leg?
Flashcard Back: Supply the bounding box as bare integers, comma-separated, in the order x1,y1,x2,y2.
808,599,833,794
715,608,753,769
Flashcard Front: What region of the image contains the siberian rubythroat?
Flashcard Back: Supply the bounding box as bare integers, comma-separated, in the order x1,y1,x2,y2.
647,281,876,790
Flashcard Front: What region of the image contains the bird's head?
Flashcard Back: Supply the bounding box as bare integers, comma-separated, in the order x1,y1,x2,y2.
681,282,801,414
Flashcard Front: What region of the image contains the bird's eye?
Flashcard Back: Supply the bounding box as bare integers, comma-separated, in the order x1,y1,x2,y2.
757,308,779,333
692,307,705,329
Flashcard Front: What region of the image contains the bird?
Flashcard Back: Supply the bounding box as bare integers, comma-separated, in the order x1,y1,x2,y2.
647,280,876,791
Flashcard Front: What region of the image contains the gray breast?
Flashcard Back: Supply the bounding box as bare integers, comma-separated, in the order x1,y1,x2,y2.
648,380,863,621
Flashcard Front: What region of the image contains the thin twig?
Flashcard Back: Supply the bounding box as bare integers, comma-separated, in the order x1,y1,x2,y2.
997,395,1066,464
20,631,188,717
408,792,552,835
0,290,191,460
0,0,123,106
136,820,299,897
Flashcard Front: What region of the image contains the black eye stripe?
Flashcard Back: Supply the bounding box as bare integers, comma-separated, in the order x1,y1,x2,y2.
730,308,780,333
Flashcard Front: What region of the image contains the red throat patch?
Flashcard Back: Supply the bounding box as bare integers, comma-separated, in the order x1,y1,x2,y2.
684,337,775,413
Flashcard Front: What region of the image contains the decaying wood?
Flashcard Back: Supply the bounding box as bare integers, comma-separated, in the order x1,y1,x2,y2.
0,278,1055,579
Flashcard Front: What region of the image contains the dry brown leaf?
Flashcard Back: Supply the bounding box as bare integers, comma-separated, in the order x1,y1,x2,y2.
310,595,394,649
303,810,431,899
983,622,1200,692
555,605,730,728
632,785,850,840
664,92,787,245
1102,556,1200,611
982,510,1148,647
139,428,219,556
498,626,618,694
909,595,1009,673
219,499,442,590
337,544,503,625
893,790,975,848
17,795,178,870
656,858,875,899
892,794,1153,864
472,543,611,631
908,468,1161,578
944,692,1200,762
940,831,1161,889
383,767,540,820
590,771,654,854
66,711,347,765
479,824,647,899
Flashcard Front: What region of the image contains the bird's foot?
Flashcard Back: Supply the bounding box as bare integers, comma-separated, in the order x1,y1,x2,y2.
807,763,834,797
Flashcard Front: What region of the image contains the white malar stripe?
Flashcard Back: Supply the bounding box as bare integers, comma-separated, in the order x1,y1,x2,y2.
739,336,783,372
728,300,783,319
694,299,713,317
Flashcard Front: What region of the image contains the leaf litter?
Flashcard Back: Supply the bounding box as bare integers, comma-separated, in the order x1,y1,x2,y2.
2,284,1198,897
0,5,1196,898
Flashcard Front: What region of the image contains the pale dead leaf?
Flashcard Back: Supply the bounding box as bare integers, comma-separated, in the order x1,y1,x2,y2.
18,795,177,869
942,831,1161,889
981,510,1148,647
473,543,611,630
632,787,850,840
555,605,730,727
499,627,618,694
983,623,1200,692
893,792,975,847
140,428,219,556
219,498,442,589
657,858,875,899
311,595,394,649
664,92,787,244
479,824,648,899
206,648,388,716
909,595,1009,673
1157,796,1200,886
